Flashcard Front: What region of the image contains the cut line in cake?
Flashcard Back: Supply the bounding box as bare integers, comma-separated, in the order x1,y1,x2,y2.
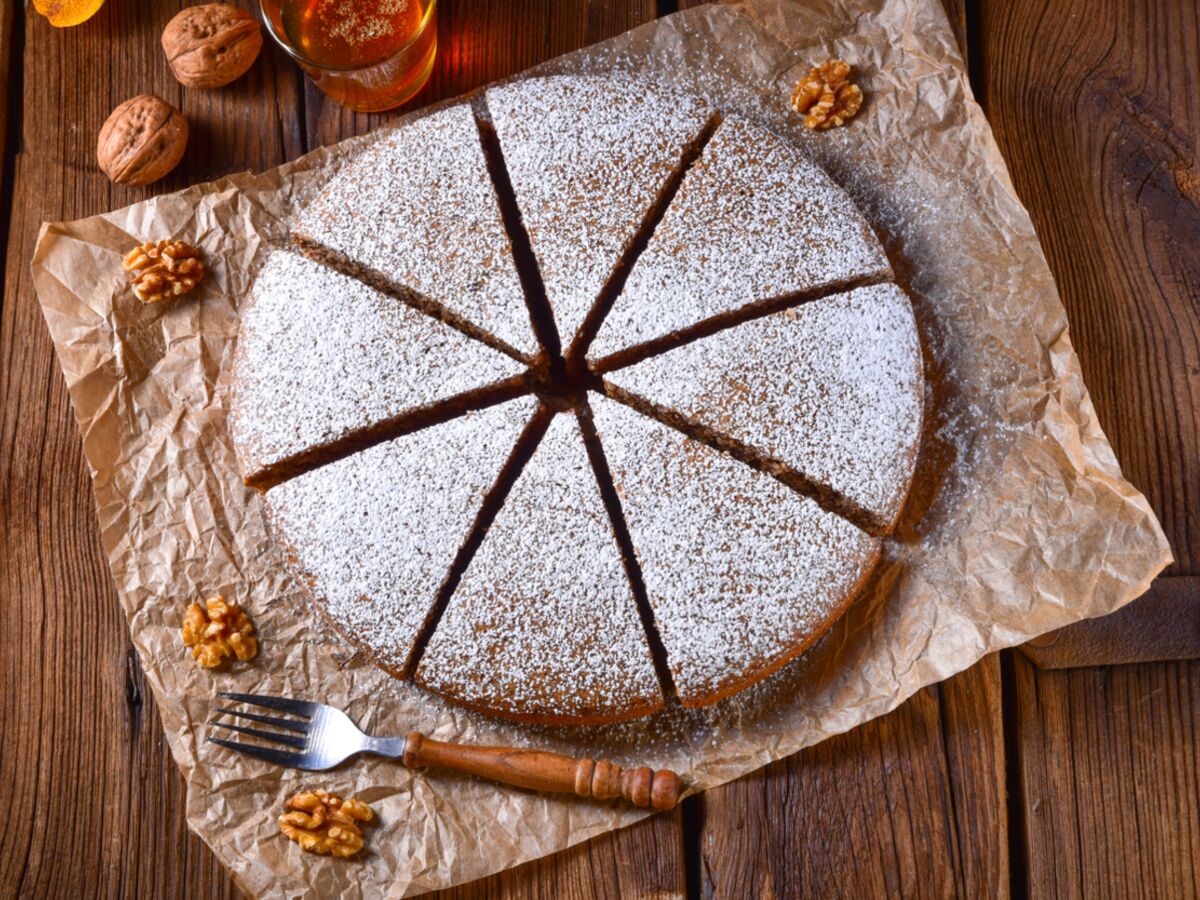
575,402,679,700
587,114,894,364
263,395,543,679
602,283,926,535
232,250,535,492
588,270,893,376
589,394,882,707
474,103,563,369
291,103,541,363
599,379,882,536
484,75,721,362
241,372,533,493
403,402,555,679
414,407,665,724
293,236,535,365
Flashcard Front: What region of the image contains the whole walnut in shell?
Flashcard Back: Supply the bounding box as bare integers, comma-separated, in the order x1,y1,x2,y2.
162,3,263,89
97,95,188,186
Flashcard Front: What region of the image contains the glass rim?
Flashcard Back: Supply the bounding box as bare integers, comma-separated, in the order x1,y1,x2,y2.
258,0,437,74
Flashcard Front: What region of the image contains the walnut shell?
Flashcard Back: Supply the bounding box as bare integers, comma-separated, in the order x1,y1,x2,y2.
96,95,188,186
162,3,263,89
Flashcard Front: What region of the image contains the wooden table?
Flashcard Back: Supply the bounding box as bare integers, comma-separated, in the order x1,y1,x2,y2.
2,1,1196,896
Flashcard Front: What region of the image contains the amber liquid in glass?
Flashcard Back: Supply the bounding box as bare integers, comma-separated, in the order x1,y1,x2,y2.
272,0,436,111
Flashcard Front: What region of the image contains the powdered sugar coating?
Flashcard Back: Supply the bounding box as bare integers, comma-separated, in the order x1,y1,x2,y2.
293,104,536,356
590,115,891,358
416,412,663,723
606,284,923,529
230,251,524,482
591,395,879,706
265,396,538,673
487,76,712,345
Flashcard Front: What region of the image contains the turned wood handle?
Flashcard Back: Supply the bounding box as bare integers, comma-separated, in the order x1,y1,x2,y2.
402,732,683,810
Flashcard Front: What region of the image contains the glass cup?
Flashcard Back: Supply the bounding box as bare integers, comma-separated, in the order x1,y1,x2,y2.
259,0,437,113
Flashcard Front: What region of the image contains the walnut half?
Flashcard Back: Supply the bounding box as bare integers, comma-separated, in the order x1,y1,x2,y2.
123,239,206,303
790,60,864,130
279,791,375,858
181,595,257,668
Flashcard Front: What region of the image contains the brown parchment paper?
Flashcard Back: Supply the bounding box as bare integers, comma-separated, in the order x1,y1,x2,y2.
31,0,1173,896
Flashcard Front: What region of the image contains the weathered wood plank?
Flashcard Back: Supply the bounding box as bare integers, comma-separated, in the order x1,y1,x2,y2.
698,657,1008,898
979,0,1199,574
0,1,302,897
978,0,1200,895
1012,653,1200,897
1021,576,1200,668
435,810,685,900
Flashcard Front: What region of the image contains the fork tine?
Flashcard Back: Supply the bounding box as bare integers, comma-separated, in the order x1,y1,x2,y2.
214,707,309,734
211,721,307,749
208,737,306,768
218,691,318,718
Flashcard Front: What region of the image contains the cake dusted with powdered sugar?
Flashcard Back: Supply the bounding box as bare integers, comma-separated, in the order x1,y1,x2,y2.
230,78,925,724
486,75,715,348
604,284,923,532
292,104,538,358
590,395,880,706
589,115,892,362
415,411,664,723
264,396,538,676
230,251,525,489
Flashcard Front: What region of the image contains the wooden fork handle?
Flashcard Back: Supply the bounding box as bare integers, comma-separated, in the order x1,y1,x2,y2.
402,732,683,810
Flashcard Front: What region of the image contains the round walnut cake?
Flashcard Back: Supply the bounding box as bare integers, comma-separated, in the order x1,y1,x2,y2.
229,75,924,725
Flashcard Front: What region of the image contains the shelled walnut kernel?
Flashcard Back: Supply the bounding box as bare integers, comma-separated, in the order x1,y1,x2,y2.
123,239,206,302
279,791,375,858
181,595,257,668
790,60,864,130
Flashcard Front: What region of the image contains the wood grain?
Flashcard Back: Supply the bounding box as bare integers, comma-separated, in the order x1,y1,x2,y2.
0,2,300,896
402,733,684,810
978,0,1200,895
979,0,1199,574
697,656,1008,898
1011,652,1200,897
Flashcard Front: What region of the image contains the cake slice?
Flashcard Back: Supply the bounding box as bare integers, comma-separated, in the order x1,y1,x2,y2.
264,395,539,676
589,115,892,362
604,284,924,533
230,251,526,489
292,104,537,358
590,395,880,707
486,75,715,349
415,411,664,724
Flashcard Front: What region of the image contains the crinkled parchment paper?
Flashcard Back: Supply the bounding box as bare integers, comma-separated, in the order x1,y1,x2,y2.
31,0,1172,896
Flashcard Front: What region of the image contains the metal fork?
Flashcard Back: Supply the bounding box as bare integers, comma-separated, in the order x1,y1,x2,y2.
209,692,683,810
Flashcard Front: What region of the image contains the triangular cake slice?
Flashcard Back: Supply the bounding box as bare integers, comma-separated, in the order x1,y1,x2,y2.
604,284,923,533
292,104,537,358
416,411,664,724
486,75,714,348
264,395,539,676
590,115,892,361
230,251,526,489
590,395,880,707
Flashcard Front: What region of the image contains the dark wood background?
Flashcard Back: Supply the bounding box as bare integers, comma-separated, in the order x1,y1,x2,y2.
1,0,1196,896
